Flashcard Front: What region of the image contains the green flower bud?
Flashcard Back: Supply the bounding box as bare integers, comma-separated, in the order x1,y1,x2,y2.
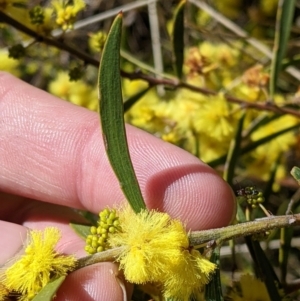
109,226,115,233
8,44,26,60
29,5,45,25
68,65,84,82
85,208,121,254
97,246,104,252
90,226,97,234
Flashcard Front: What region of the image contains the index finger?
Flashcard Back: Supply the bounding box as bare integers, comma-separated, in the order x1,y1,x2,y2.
0,72,235,230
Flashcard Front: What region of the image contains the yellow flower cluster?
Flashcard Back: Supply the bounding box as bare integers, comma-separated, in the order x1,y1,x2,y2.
52,0,86,31
126,87,238,162
226,274,271,301
0,49,21,76
244,114,298,190
108,205,216,300
0,228,76,301
124,40,298,185
125,42,243,162
88,31,107,53
48,71,98,111
259,0,279,17
85,208,120,254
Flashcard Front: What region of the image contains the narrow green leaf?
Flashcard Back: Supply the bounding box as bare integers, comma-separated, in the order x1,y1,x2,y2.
243,113,280,137
80,211,98,223
99,14,146,213
223,112,245,186
172,0,185,79
124,86,152,113
209,123,300,167
32,276,65,301
282,53,300,69
245,237,282,301
279,227,293,283
291,166,300,185
270,0,296,97
236,201,247,223
241,123,300,155
224,113,246,225
263,153,282,205
70,222,91,239
205,247,223,301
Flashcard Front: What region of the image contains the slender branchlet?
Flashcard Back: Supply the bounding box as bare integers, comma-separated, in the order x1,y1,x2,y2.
77,212,300,270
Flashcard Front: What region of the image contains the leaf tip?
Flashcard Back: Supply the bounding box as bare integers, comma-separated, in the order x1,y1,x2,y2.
291,166,300,185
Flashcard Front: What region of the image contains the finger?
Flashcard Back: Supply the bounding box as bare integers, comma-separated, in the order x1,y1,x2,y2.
0,72,235,230
0,193,91,257
56,263,132,301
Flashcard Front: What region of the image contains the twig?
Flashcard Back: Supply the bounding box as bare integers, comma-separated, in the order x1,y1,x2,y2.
147,1,165,95
189,213,300,245
286,187,300,214
0,11,99,67
76,246,125,270
75,213,300,270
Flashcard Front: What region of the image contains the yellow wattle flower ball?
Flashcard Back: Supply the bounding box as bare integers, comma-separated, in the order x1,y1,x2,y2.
193,94,237,142
52,0,86,30
108,205,216,300
259,0,279,17
227,274,271,301
48,71,98,111
3,227,76,300
88,31,107,53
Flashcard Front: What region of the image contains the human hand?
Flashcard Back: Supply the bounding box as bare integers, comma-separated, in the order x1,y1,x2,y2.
0,72,235,300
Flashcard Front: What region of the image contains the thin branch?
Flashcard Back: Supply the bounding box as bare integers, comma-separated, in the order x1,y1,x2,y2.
189,213,300,245
147,1,165,95
286,187,300,214
0,11,99,67
76,246,125,270
75,213,300,270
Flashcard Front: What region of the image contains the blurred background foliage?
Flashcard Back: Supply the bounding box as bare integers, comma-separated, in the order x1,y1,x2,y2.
2,0,300,300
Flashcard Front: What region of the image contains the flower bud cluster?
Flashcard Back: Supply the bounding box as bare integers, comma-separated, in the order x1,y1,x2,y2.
85,208,120,254
236,186,265,208
244,187,265,208
29,6,45,25
8,44,25,59
68,65,84,81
